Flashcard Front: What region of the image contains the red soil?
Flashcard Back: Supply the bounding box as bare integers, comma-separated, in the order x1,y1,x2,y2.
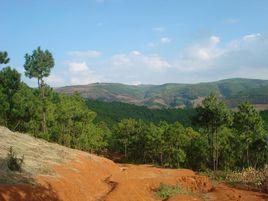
0,152,267,201
207,183,268,201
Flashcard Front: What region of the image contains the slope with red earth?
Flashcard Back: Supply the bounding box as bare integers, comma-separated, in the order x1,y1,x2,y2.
0,126,267,201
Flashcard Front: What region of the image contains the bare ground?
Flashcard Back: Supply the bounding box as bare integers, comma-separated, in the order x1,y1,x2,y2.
0,126,267,201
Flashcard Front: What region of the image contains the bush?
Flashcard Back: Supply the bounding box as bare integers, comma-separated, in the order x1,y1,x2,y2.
154,183,191,199
262,165,268,193
6,147,24,172
225,167,265,190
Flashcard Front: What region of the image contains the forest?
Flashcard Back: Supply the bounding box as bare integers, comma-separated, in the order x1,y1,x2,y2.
0,48,268,171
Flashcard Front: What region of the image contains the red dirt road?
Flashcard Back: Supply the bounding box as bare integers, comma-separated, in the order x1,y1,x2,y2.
0,153,267,201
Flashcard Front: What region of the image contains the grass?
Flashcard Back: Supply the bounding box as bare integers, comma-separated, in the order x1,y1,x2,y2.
6,146,24,172
200,167,268,192
0,126,78,185
154,183,193,199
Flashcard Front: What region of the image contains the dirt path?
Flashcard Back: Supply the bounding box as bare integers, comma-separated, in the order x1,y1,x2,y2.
0,153,267,201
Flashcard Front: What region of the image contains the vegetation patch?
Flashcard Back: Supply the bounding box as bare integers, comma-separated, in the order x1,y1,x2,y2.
225,167,266,191
201,167,268,192
154,183,192,199
6,147,24,172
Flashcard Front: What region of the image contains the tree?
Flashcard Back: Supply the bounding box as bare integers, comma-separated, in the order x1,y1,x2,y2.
194,94,233,171
0,67,21,127
12,84,41,132
233,102,264,167
114,118,140,159
143,122,164,164
24,47,54,133
0,51,10,64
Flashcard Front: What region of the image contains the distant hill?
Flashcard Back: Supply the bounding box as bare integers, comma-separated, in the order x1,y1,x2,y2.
86,99,195,127
56,78,268,110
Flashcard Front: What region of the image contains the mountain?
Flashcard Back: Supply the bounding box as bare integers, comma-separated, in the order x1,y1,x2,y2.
56,78,268,110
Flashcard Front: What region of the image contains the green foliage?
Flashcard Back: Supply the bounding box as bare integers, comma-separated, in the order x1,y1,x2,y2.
194,94,233,170
233,102,265,167
0,51,10,64
6,147,24,172
155,183,191,199
24,47,54,81
86,99,195,127
24,47,55,133
112,119,201,168
260,110,268,130
0,67,21,97
0,67,21,127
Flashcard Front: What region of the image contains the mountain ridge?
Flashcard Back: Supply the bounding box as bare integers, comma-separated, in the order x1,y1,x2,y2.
56,78,268,109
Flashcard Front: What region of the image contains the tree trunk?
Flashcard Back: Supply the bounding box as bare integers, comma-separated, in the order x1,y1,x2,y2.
211,131,216,171
160,152,163,166
215,130,219,171
39,78,46,134
124,143,127,158
247,147,249,167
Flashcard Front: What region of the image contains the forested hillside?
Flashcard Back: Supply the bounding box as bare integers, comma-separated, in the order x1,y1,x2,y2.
57,78,268,109
86,99,195,127
1,49,268,172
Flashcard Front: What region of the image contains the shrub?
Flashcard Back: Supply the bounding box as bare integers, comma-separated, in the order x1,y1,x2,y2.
6,147,24,172
262,165,268,193
154,183,191,199
225,167,265,190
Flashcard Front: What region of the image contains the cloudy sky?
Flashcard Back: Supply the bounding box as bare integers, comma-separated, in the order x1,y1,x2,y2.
1,0,268,86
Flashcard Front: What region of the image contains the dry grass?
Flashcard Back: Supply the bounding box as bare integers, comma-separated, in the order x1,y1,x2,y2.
0,126,80,184
201,167,268,192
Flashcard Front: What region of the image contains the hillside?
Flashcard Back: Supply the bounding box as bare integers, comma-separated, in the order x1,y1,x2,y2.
0,127,267,201
56,78,268,109
86,99,196,127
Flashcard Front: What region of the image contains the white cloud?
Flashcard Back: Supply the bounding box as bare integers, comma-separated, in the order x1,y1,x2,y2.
45,74,65,87
131,80,142,85
110,51,170,71
148,37,172,48
68,50,102,58
130,50,142,56
143,55,171,71
160,37,172,44
210,35,220,45
243,33,262,41
68,62,88,73
67,62,101,85
174,33,268,79
174,35,223,71
48,32,268,87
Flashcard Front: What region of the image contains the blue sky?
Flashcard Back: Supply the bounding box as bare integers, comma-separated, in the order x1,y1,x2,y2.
1,0,268,86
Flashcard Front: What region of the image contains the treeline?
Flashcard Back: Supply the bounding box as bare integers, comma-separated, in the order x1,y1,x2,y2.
110,96,268,171
0,48,268,172
86,99,195,127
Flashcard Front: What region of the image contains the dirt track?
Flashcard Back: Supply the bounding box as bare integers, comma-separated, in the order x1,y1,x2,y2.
0,153,267,201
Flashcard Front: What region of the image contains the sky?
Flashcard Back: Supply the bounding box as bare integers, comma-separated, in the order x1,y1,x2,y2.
1,0,268,87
